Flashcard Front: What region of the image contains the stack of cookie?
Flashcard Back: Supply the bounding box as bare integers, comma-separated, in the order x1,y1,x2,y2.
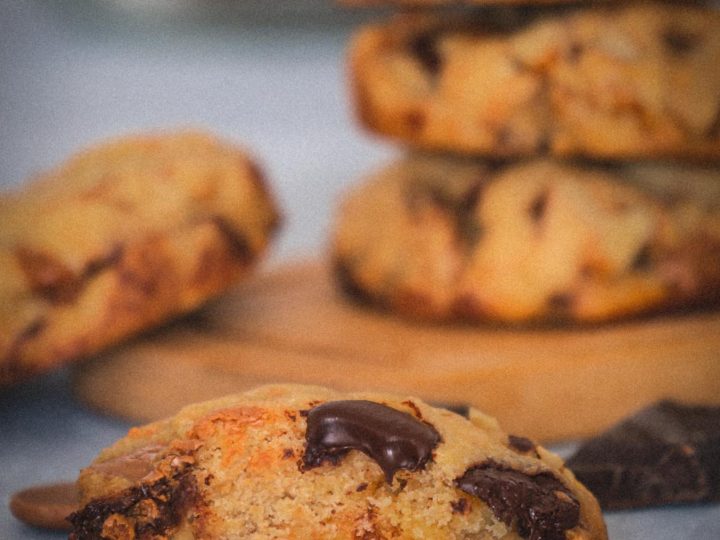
335,0,720,325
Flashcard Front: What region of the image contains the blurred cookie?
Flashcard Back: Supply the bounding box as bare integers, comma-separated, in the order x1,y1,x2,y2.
332,154,720,324
69,384,606,539
0,131,280,385
350,2,720,160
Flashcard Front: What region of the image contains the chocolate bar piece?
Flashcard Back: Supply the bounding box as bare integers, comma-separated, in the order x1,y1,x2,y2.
566,400,720,510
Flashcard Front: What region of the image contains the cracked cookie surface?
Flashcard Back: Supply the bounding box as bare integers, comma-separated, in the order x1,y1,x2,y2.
70,384,606,539
0,131,280,385
350,2,720,160
332,154,720,324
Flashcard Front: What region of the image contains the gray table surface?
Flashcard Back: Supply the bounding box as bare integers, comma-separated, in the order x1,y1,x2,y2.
1,2,718,538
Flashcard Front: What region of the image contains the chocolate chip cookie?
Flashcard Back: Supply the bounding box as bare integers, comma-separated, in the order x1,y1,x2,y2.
332,154,720,324
0,131,280,385
350,2,720,160
69,384,607,539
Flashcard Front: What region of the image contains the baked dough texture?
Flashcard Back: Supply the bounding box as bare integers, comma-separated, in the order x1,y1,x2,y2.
69,384,607,539
0,131,280,385
332,154,720,324
349,2,720,160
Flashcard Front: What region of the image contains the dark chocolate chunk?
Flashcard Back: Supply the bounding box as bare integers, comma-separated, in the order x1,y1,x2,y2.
508,435,536,454
302,400,441,483
332,258,376,306
211,216,255,264
438,403,471,419
567,400,720,510
409,30,443,75
451,498,469,514
630,243,652,271
568,42,584,63
406,177,485,248
662,27,701,55
529,190,548,223
15,246,121,305
15,247,80,303
68,472,198,540
456,460,579,540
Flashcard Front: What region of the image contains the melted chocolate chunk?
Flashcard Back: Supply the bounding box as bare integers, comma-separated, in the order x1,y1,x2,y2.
456,460,579,540
302,400,441,483
567,400,720,510
68,472,198,540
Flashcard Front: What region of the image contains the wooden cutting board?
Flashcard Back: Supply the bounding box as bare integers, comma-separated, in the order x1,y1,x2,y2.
73,259,720,442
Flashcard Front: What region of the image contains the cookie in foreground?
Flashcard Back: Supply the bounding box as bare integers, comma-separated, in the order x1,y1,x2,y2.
350,2,720,160
332,154,720,324
69,384,607,539
0,131,280,385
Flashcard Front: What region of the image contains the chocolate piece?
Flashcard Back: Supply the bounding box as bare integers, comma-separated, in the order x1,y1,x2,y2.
630,243,653,271
662,27,701,55
567,400,720,510
9,482,78,532
410,30,443,75
456,460,579,540
68,471,198,539
406,178,485,247
89,445,164,483
15,246,122,305
332,258,375,306
438,403,470,419
15,247,81,303
302,400,441,483
211,216,255,265
508,435,536,454
529,190,548,223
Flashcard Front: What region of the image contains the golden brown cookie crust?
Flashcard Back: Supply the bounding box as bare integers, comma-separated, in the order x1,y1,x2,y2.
332,154,720,324
0,131,280,385
71,384,607,539
349,2,720,160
